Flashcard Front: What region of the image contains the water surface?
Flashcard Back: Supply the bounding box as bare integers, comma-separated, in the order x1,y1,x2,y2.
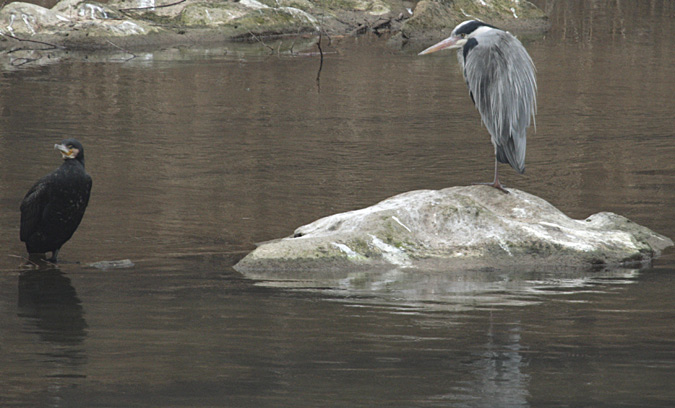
0,2,674,406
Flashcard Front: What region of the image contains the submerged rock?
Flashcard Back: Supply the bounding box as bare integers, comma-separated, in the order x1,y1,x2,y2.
235,186,673,276
89,259,135,270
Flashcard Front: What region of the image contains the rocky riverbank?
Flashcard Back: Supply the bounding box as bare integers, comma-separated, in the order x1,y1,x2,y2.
0,0,548,52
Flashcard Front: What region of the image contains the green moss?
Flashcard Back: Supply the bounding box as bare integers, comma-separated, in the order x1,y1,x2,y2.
376,216,418,252
177,3,317,37
348,238,373,257
311,0,389,14
137,11,181,25
311,0,361,11
257,0,315,12
235,8,317,34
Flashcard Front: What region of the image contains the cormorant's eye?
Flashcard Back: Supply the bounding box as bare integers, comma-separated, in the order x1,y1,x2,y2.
460,33,466,38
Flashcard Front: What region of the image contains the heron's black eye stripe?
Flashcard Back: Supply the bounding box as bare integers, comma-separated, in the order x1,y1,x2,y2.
463,38,479,60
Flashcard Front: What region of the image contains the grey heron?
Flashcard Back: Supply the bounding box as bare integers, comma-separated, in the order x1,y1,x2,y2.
419,20,537,193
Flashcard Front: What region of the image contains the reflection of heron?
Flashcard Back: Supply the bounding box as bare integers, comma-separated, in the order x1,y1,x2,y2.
419,20,537,193
20,139,92,262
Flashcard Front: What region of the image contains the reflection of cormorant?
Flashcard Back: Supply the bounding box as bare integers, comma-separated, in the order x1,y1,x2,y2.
20,139,92,262
18,265,88,345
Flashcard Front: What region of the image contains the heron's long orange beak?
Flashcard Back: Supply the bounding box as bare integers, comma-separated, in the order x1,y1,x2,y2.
418,35,463,55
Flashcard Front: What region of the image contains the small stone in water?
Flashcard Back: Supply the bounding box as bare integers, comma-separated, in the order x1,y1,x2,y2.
89,259,135,270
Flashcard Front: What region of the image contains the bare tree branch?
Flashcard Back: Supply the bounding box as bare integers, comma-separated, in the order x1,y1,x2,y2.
105,39,137,61
0,32,64,50
119,0,187,13
315,31,323,92
248,31,274,53
11,58,39,67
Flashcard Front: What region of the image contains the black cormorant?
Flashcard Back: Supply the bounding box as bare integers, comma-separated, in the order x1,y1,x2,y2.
20,139,92,262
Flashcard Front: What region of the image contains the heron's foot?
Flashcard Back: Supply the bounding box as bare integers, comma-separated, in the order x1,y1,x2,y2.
471,181,510,194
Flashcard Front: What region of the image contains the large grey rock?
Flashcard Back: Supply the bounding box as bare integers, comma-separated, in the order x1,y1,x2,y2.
178,0,319,34
0,1,159,37
0,2,70,36
235,186,673,277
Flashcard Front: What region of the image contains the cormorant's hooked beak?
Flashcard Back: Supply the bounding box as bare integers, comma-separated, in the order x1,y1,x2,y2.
418,35,465,55
54,143,77,159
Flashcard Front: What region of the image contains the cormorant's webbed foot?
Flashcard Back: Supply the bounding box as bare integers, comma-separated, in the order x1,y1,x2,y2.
46,249,60,263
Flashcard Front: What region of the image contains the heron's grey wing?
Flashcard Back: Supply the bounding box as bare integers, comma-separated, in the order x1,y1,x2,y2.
20,176,51,242
463,31,536,173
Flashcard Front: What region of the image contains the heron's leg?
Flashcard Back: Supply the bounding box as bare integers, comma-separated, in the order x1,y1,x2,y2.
472,158,510,194
490,158,509,194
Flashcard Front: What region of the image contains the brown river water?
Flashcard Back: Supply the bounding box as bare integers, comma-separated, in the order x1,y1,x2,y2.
0,1,674,406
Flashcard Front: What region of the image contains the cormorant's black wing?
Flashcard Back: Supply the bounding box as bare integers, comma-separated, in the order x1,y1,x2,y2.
81,174,93,217
20,176,51,242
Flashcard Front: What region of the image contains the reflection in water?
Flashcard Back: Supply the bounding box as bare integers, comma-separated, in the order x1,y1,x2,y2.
533,0,675,45
14,263,88,406
18,267,88,345
18,264,88,373
260,267,641,311
0,1,673,406
459,319,529,407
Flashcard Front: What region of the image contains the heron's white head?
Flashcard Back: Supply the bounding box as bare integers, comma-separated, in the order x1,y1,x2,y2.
418,20,496,55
